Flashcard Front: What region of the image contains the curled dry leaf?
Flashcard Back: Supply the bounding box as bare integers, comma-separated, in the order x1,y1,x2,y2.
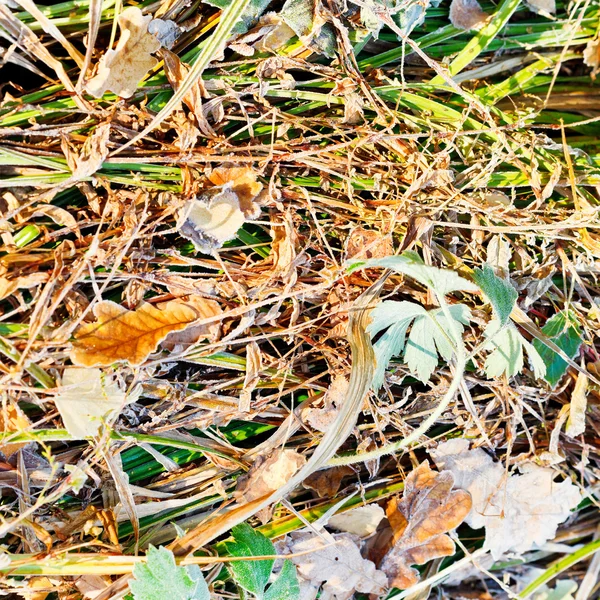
85,7,161,98
0,403,32,458
303,465,354,498
345,226,393,261
0,272,48,301
55,368,141,438
177,166,262,254
239,341,262,412
449,0,488,30
566,371,588,438
379,461,472,589
584,39,600,76
524,0,556,13
71,297,220,367
302,375,349,433
234,448,306,504
285,531,387,600
431,439,582,558
61,123,111,181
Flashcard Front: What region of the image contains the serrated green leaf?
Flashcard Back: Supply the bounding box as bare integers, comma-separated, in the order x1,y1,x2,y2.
532,311,583,388
473,265,518,326
263,560,300,600
129,546,210,600
404,315,439,383
226,524,275,597
352,253,479,297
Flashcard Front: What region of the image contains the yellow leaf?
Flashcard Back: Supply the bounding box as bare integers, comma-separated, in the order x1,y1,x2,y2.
0,404,31,458
85,7,161,98
70,298,214,367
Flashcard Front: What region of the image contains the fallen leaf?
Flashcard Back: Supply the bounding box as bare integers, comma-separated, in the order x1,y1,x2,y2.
524,0,555,13
148,18,180,49
566,370,588,438
85,7,161,98
285,531,387,600
71,297,216,367
54,368,141,438
177,166,262,254
379,461,472,589
270,212,299,285
431,439,582,558
345,226,393,261
0,272,48,301
161,296,222,351
584,39,600,76
303,465,354,498
239,341,262,411
449,0,488,30
0,404,31,458
61,123,111,181
234,448,306,504
302,375,349,433
328,504,385,537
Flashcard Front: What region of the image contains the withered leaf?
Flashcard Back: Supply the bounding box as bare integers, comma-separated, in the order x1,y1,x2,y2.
303,465,353,498
177,166,263,254
85,7,161,98
71,297,219,367
379,461,472,589
55,368,141,438
449,0,488,30
0,404,31,458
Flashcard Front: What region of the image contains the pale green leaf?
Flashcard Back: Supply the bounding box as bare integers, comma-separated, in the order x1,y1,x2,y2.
483,320,546,380
351,252,479,297
532,311,583,388
263,560,300,600
473,264,517,326
279,0,336,56
432,305,471,361
129,546,210,600
404,315,439,382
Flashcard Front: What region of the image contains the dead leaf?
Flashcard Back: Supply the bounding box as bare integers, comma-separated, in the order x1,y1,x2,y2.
0,404,31,458
566,371,588,438
431,439,582,558
302,375,349,433
85,7,161,98
345,226,393,261
328,504,385,537
61,123,111,181
584,39,600,76
71,297,217,367
0,272,48,301
303,465,354,498
449,0,488,30
524,0,555,13
379,462,471,589
55,368,141,438
239,341,262,411
285,531,387,600
234,448,306,504
161,296,222,350
270,212,299,285
177,166,262,254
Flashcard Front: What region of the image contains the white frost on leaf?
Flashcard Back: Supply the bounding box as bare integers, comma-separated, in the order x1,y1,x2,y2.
55,368,141,438
430,439,582,559
85,7,161,98
285,531,387,600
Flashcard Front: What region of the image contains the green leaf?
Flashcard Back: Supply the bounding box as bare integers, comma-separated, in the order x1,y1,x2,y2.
369,300,471,386
353,252,479,297
280,0,336,56
473,265,518,326
226,524,275,598
129,546,210,600
263,560,300,600
533,311,583,388
483,320,546,380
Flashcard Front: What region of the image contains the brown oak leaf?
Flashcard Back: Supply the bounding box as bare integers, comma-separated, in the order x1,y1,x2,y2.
70,297,220,367
379,461,472,589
